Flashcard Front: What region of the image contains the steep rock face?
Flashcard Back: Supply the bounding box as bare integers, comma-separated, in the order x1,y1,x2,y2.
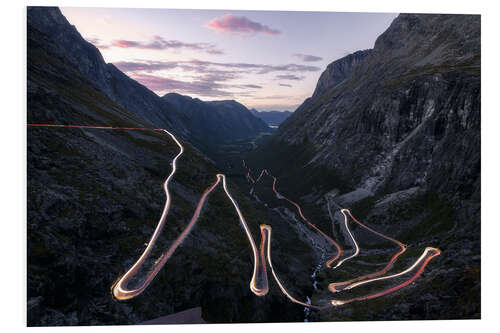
250,13,480,320
162,93,270,147
312,49,372,98
276,14,480,202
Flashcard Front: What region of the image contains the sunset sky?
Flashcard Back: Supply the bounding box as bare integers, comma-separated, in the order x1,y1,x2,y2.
61,7,397,111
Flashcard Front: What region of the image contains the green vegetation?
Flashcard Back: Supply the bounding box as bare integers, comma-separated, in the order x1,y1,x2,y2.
396,192,456,241
247,137,351,199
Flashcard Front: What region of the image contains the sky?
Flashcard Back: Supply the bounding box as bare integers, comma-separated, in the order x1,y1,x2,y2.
60,7,397,111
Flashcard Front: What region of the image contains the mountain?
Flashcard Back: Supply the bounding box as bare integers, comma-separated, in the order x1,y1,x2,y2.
249,13,480,320
27,6,189,137
162,93,270,148
27,7,308,325
27,7,270,159
312,49,372,98
249,109,293,127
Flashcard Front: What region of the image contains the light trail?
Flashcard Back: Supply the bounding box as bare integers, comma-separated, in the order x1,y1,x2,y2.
331,209,360,269
243,163,440,307
28,124,268,300
112,128,185,300
29,124,441,310
243,166,343,268
328,209,407,293
27,123,164,131
268,174,343,268
260,224,329,310
330,247,441,306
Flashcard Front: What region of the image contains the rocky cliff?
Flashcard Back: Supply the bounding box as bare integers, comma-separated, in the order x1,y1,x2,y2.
312,49,372,98
276,14,480,202
249,13,480,320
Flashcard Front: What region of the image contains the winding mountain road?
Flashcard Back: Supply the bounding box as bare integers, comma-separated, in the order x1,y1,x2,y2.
28,124,441,311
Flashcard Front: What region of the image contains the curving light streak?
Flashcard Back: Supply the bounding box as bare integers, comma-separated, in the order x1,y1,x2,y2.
330,247,441,306
328,209,407,293
27,123,164,131
28,124,268,299
260,224,329,310
218,173,269,296
112,129,184,300
244,166,343,268
331,209,360,269
243,163,440,307
29,124,441,309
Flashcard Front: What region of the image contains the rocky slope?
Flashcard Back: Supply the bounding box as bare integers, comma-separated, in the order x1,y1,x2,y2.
249,109,293,127
162,93,270,150
249,13,480,320
27,7,314,326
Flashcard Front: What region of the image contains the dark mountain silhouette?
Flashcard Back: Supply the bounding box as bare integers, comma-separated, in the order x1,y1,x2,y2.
162,93,270,149
249,109,293,127
27,7,270,157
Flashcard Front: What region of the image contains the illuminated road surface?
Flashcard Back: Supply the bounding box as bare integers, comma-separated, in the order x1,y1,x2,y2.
245,167,343,267
329,247,441,306
244,164,441,308
328,209,408,293
28,124,441,310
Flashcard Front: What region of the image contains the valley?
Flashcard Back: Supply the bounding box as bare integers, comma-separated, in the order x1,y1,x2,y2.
27,6,480,326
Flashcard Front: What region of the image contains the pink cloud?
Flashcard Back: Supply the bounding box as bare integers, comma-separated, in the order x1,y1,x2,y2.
206,14,280,35
112,40,140,48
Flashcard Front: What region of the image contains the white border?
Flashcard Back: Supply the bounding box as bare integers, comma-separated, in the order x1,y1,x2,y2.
3,0,499,332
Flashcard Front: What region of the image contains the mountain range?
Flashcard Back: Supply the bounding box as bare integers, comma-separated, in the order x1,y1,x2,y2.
162,93,270,149
249,109,293,127
27,6,269,158
27,7,480,325
249,13,480,321
27,6,303,325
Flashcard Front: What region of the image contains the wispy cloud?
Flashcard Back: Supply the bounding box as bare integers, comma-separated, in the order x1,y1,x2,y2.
90,35,223,55
241,84,263,89
128,70,261,97
130,73,233,97
279,83,293,87
114,59,320,75
292,53,323,62
275,74,305,81
207,14,280,35
114,59,319,98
